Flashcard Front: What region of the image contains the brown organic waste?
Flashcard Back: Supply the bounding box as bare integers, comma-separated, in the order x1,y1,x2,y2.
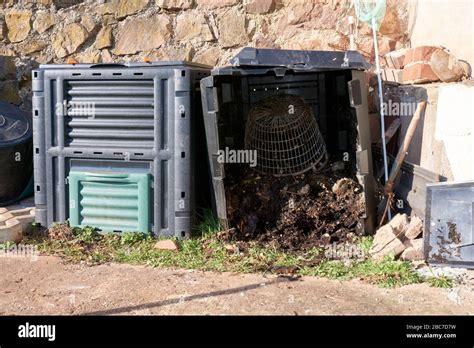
48,223,74,241
219,166,366,254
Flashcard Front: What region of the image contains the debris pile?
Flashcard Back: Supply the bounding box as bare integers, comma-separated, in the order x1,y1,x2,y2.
382,46,471,84
220,168,366,253
369,213,424,261
48,223,73,241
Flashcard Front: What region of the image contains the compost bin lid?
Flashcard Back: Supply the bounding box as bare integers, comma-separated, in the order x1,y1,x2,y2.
0,102,31,144
230,47,371,71
38,60,211,70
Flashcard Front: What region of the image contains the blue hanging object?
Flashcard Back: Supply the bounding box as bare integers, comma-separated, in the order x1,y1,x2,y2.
354,0,387,30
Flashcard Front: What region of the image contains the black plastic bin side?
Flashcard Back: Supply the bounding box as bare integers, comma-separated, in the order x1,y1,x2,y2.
424,181,474,269
0,102,33,206
200,48,377,235
32,62,211,238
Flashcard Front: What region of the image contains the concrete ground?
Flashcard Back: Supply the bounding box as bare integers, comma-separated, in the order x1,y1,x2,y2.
0,256,473,315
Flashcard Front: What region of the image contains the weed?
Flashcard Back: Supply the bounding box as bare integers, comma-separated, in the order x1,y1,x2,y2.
426,275,453,288
0,241,15,250
120,232,150,245
352,256,422,288
72,226,100,243
298,255,422,287
193,209,223,237
357,236,374,256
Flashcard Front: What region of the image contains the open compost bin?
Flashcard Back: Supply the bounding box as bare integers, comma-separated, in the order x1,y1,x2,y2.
200,48,378,252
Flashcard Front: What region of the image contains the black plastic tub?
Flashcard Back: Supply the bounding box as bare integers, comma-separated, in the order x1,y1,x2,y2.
0,102,33,206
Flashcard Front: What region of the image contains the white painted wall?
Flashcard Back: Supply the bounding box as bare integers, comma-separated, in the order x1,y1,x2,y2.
409,0,474,65
435,83,474,181
399,81,474,181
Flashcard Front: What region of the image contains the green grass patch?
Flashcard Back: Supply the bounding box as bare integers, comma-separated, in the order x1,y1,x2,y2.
426,275,454,288
193,209,224,237
23,223,451,288
0,241,15,250
298,256,422,288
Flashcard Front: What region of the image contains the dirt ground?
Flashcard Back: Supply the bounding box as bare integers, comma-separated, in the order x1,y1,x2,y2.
0,256,473,315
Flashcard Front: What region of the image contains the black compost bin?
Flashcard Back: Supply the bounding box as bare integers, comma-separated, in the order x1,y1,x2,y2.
0,102,33,206
32,61,211,237
200,47,378,234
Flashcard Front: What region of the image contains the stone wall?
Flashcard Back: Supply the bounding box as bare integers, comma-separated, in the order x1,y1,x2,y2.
0,0,409,109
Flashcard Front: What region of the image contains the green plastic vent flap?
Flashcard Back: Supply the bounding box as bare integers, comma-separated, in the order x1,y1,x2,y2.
69,172,151,233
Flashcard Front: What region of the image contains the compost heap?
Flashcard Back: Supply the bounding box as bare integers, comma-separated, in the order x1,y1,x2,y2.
221,167,366,253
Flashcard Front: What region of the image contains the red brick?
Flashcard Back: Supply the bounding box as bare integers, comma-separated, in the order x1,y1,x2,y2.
403,46,439,66
402,62,440,84
381,68,403,83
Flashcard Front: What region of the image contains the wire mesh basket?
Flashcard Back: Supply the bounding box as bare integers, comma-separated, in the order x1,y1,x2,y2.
245,94,328,176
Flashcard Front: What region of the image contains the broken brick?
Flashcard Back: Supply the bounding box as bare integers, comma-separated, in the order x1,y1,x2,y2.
387,213,409,236
400,238,424,261
430,49,466,83
404,216,423,240
401,62,440,84
369,225,406,260
403,46,439,66
381,68,403,83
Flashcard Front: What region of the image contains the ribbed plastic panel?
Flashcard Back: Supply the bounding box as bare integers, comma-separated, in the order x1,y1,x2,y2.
69,172,150,233
32,61,211,238
66,80,155,148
